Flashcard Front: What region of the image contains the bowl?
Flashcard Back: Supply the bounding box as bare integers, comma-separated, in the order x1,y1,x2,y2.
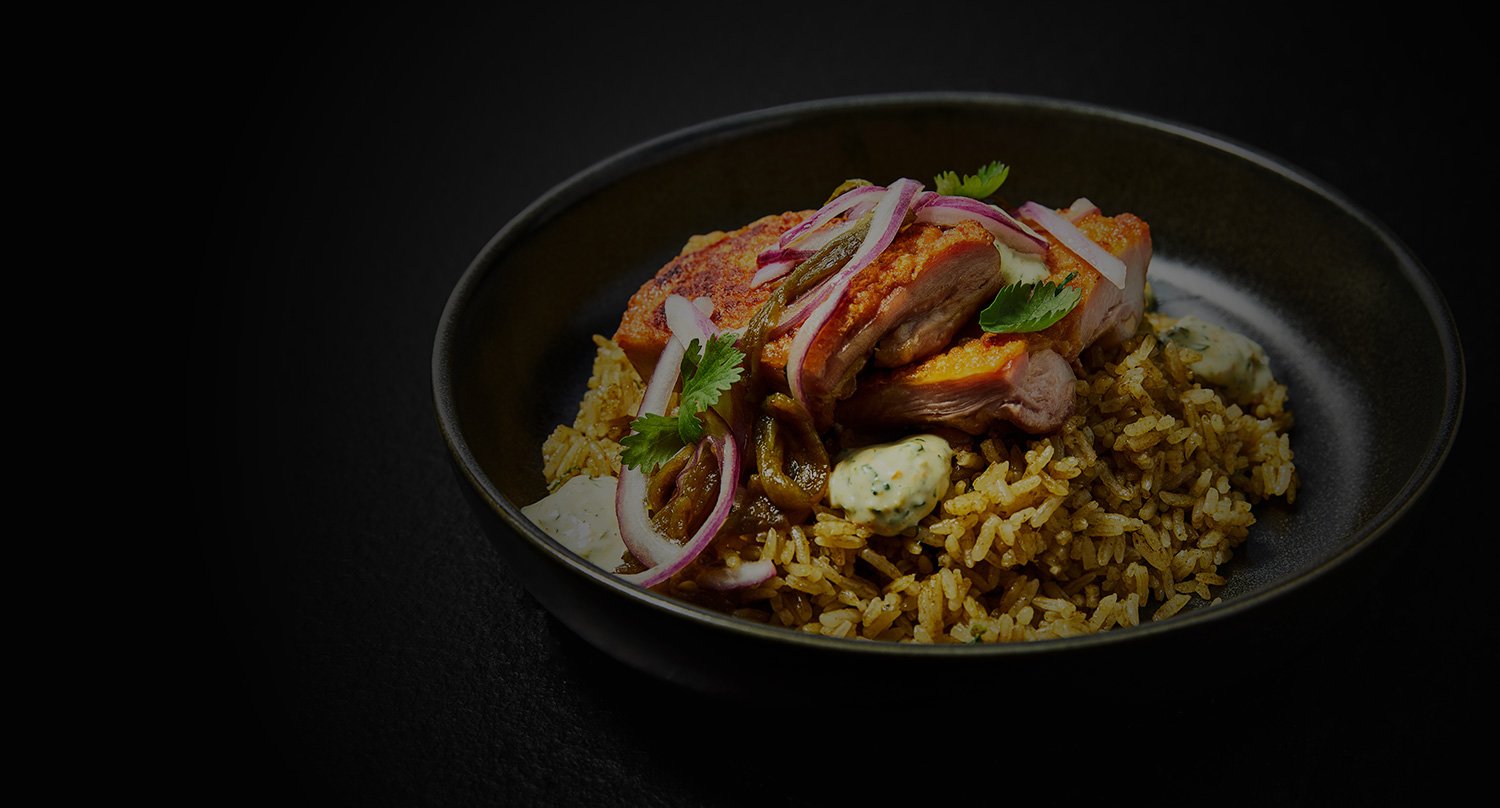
432,93,1463,697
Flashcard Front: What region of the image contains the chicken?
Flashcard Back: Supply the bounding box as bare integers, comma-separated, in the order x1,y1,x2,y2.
613,211,801,380
1026,209,1152,359
836,206,1152,435
613,214,1002,428
612,199,1149,437
836,333,1077,434
759,219,1001,428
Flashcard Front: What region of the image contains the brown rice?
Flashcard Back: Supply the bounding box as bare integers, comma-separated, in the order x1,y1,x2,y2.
542,323,1297,643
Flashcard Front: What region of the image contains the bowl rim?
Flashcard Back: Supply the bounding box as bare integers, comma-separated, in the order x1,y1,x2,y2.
431,91,1466,657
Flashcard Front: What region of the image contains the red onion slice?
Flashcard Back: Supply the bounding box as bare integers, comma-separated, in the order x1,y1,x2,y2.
753,246,814,288
616,338,689,569
776,184,886,249
664,294,720,348
753,209,866,286
616,295,745,586
698,557,777,591
617,295,713,568
773,217,852,258
1063,197,1100,222
617,413,741,589
750,259,798,287
1016,201,1127,289
756,246,815,269
786,178,923,413
913,194,1049,255
636,330,684,426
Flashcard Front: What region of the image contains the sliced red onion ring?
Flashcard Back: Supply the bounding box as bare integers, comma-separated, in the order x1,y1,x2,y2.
1016,201,1127,289
913,194,1049,255
1063,197,1100,222
665,294,744,350
750,260,798,289
637,331,684,425
664,294,714,348
617,413,741,589
786,177,923,413
793,218,856,251
753,210,867,287
616,295,745,586
616,338,689,569
698,557,777,591
777,184,885,248
750,258,798,287
617,294,714,569
756,246,814,269
758,223,847,269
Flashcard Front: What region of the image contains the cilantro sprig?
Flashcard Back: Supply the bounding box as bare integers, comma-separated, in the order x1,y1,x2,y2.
618,414,688,473
934,160,1010,200
978,272,1081,334
620,333,745,472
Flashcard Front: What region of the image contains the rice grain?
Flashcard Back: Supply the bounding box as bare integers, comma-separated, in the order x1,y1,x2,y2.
544,323,1298,643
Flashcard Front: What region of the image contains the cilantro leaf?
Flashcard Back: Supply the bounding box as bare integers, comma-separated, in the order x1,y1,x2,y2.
933,160,1010,199
621,333,746,472
678,333,744,420
676,410,705,444
978,272,1081,334
619,414,686,473
678,337,702,379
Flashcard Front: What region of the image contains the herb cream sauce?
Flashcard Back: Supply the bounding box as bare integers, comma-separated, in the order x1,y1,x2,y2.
828,434,954,536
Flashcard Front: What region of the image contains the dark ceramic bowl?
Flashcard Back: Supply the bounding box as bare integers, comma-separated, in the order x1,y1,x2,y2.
433,93,1463,697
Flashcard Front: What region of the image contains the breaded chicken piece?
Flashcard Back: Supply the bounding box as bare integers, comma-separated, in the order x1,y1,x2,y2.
838,207,1151,435
614,216,1001,429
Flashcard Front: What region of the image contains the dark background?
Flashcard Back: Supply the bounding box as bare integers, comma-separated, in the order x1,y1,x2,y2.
194,6,1490,805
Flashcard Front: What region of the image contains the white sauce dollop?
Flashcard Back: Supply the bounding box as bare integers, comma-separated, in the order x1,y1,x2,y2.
521,475,627,571
829,434,954,536
1160,315,1275,404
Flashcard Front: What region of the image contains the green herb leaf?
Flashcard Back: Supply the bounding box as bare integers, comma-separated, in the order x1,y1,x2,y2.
676,408,705,444
978,272,1081,334
621,333,746,471
619,414,686,473
678,337,702,379
933,160,1010,199
677,332,744,424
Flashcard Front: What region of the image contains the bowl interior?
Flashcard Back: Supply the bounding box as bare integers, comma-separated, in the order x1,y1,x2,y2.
437,95,1460,645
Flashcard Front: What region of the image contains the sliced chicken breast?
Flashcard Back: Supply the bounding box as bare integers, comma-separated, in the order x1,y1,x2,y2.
836,206,1151,435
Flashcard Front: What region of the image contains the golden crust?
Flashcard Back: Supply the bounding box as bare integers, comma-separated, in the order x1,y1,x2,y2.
612,211,807,379
1032,210,1152,359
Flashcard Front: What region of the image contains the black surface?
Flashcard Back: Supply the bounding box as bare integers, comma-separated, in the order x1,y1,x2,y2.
195,8,1490,806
